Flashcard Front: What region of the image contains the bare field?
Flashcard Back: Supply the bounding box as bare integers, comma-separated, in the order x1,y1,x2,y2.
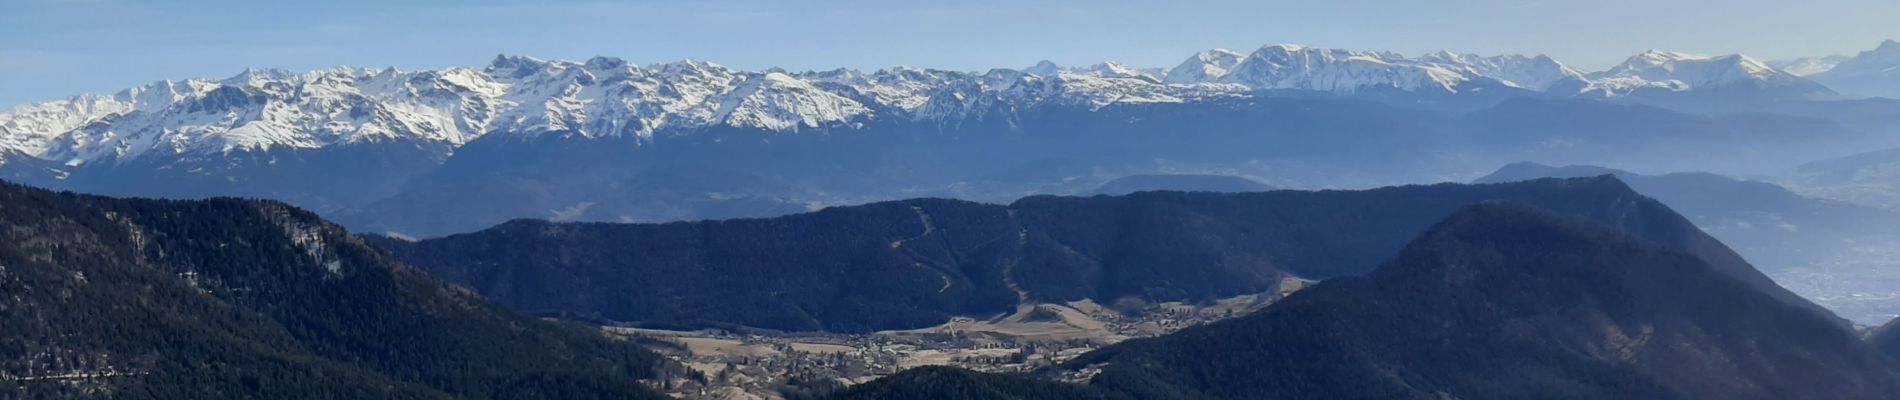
618,278,1311,400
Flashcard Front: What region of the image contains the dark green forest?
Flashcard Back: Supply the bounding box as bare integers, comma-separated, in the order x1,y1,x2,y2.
820,366,1124,400
0,181,667,399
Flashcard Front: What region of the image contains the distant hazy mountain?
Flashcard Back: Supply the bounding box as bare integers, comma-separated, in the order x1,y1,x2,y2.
370,177,1831,332
1813,40,1900,99
1089,174,1274,195
1066,205,1899,399
1476,163,1900,253
0,43,1885,237
1458,98,1857,173
1477,162,1900,324
1791,146,1900,211
0,181,667,399
1771,55,1851,76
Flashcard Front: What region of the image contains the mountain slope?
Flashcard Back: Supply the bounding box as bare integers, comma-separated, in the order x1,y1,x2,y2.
1070,205,1899,400
371,176,1830,333
1872,318,1900,362
1477,162,1900,323
1814,40,1900,99
0,180,667,399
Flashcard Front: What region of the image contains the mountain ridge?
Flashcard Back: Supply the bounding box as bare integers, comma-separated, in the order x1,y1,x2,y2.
1476,162,1900,324
369,176,1837,333
1064,204,1900,400
1813,40,1900,98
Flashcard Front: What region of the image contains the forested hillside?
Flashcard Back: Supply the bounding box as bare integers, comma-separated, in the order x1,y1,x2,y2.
0,181,668,399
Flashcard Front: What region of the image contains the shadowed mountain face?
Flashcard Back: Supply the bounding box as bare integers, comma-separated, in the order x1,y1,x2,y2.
1089,174,1275,196
1066,205,1900,400
1873,319,1900,362
0,181,666,399
1477,162,1900,323
371,176,1828,333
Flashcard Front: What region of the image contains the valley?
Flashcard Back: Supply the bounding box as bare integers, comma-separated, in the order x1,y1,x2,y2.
618,279,1308,400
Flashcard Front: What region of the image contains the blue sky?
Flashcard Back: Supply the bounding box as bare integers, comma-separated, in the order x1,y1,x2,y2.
3,0,1897,107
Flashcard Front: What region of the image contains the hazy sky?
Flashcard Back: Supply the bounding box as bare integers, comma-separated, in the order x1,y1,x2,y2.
3,0,1898,107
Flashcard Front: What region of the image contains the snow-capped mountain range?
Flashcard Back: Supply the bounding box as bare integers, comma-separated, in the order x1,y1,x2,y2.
1583,50,1814,95
0,44,1844,168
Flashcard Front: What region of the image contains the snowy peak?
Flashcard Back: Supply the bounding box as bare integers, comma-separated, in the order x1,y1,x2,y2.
1770,55,1849,76
0,94,139,156
35,67,509,165
1081,62,1156,81
7,65,552,165
1587,50,1809,94
807,66,966,113
1416,52,1586,91
0,43,1866,166
1022,60,1159,82
1164,49,1245,84
1160,44,1820,96
1164,46,1597,94
0,53,1222,165
1210,44,1470,93
703,71,871,131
